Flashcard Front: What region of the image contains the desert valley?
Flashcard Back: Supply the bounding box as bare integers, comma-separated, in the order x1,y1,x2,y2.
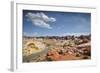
23,34,91,62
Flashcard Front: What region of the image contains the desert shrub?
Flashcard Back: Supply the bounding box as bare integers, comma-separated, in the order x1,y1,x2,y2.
82,38,89,43
79,35,85,39
82,56,89,59
46,57,53,61
71,35,75,40
75,54,80,57
75,40,81,45
83,49,91,56
63,40,75,47
58,50,63,55
27,60,30,62
46,44,51,47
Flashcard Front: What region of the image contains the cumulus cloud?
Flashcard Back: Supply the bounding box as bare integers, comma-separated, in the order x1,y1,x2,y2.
26,12,56,29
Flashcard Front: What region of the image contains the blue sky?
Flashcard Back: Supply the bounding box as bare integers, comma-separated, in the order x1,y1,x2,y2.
23,10,91,36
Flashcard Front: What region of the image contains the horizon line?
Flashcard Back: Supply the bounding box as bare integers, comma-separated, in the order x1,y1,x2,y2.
23,33,91,37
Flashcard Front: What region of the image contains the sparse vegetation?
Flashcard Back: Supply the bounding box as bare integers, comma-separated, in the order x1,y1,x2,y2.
23,34,91,62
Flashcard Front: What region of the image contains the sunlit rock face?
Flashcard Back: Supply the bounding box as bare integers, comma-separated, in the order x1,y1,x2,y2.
23,40,46,56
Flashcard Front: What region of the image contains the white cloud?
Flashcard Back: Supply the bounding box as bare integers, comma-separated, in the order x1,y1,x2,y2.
26,12,56,29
